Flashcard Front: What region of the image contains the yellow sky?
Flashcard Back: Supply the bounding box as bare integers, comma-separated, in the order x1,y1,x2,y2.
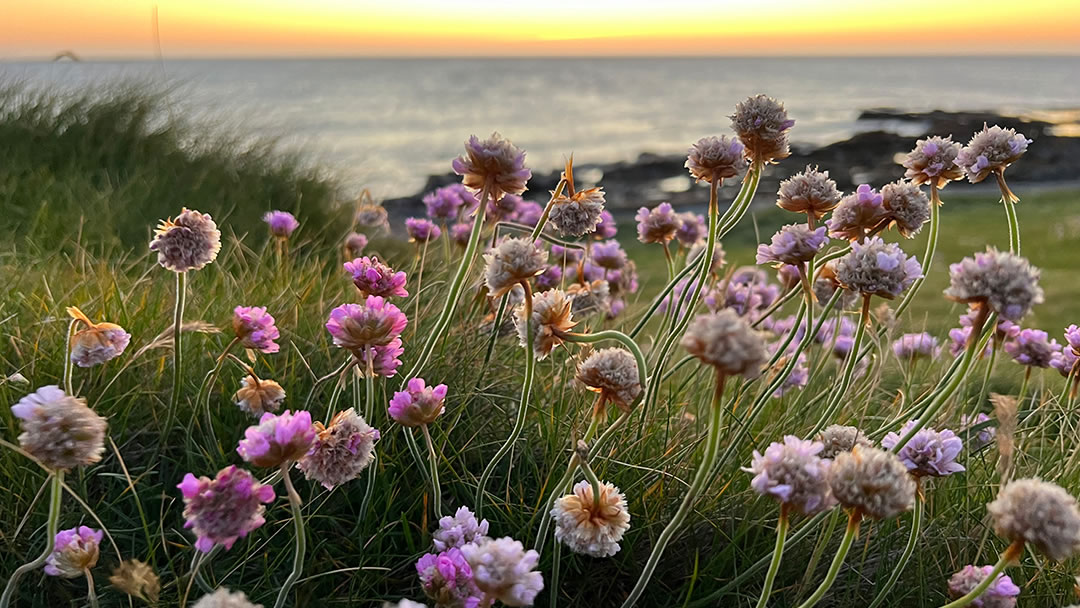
4,0,1079,58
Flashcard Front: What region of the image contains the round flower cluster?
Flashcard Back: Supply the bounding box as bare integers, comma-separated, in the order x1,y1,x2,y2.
233,375,286,416
12,385,107,471
433,506,491,552
988,478,1080,561
834,236,922,299
944,248,1043,321
776,166,842,220
827,184,889,242
815,425,873,460
405,217,441,243
45,526,102,577
149,208,222,273
236,410,316,468
827,446,915,520
947,564,1020,608
515,288,575,360
675,212,706,247
299,408,380,490
344,257,409,298
344,232,368,257
891,332,940,360
452,133,532,201
66,307,131,368
957,124,1032,183
326,297,408,354
1004,328,1060,368
232,306,281,353
576,348,642,412
635,202,681,244
263,210,299,238
193,588,261,608
177,465,275,552
881,420,965,478
550,186,606,237
460,537,544,607
389,378,448,427
416,547,483,608
591,240,628,270
902,136,963,189
880,180,931,238
755,224,828,266
423,183,477,220
730,94,794,164
551,480,631,557
595,210,617,239
682,310,768,378
745,436,834,515
685,135,745,184
483,237,548,297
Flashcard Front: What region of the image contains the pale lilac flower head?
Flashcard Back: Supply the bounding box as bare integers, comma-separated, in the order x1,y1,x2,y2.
177,465,275,552
67,307,130,368
745,436,835,515
236,409,317,468
576,348,642,412
345,256,409,298
947,565,1020,608
594,210,617,239
675,212,706,246
483,237,548,297
193,589,261,608
1005,328,1060,368
827,184,889,242
534,265,562,291
450,222,473,247
755,224,828,266
1052,348,1079,378
1065,324,1080,354
635,202,681,244
460,537,543,607
326,297,408,353
566,279,610,317
433,506,491,552
881,419,965,477
816,425,874,460
945,248,1043,321
511,201,544,227
452,133,531,201
961,308,1021,342
731,95,794,164
949,326,991,358
960,413,996,451
424,183,476,221
417,547,483,608
298,408,380,490
550,187,605,237
685,135,745,183
263,211,299,238
835,236,922,299
682,310,768,378
892,332,940,360
45,526,102,577
232,306,280,353
827,446,915,519
149,208,222,272
591,240,627,270
956,124,1032,183
405,217,441,243
988,478,1080,561
881,180,931,238
777,166,842,219
389,378,448,427
344,232,368,257
903,136,963,189
12,385,106,471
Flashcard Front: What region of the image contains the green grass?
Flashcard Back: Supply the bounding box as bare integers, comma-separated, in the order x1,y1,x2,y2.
3,85,1080,608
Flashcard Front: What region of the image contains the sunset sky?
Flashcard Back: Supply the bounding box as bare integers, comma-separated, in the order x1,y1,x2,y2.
4,0,1079,59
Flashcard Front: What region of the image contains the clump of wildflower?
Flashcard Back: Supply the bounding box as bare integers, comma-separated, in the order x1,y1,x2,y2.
892,332,940,360
149,208,222,273
961,413,996,451
483,237,548,297
12,386,106,471
635,203,681,244
551,480,631,558
815,425,873,460
903,136,964,188
110,559,160,603
682,310,768,378
192,588,262,608
237,410,316,468
746,436,834,515
344,232,368,257
389,378,448,427
66,306,131,368
944,248,1043,321
460,537,543,607
591,240,627,270
835,236,922,299
44,526,102,577
827,184,889,241
947,565,1020,608
511,201,544,227
731,95,794,164
345,256,409,299
675,212,706,247
433,506,491,552
957,124,1032,184
486,193,520,223
534,265,562,291
515,289,575,360
1005,328,1060,368
881,420,965,477
177,465,275,552
233,375,286,416
232,306,280,354
988,478,1080,561
449,223,472,247
405,217,442,243
576,348,642,412
299,408,380,490
594,210,617,239
755,224,828,266
827,446,915,519
356,201,390,232
550,176,606,236
452,133,531,201
685,135,745,183
356,338,404,377
263,211,299,238
326,297,408,354
416,547,483,608
424,183,476,220
777,166,842,220
881,180,931,237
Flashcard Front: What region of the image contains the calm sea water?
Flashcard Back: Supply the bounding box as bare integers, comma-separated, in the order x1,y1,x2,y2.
3,57,1078,197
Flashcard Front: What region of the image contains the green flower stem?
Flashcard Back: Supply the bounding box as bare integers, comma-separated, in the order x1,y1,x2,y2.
477,293,511,388
753,506,790,608
530,179,567,240
618,370,727,608
549,540,562,608
866,492,923,608
807,295,871,437
180,551,205,607
995,172,1021,254
975,342,998,416
162,271,187,446
939,541,1023,608
1,471,64,608
84,568,99,608
534,407,605,553
421,424,444,519
63,319,78,395
794,510,861,608
475,282,535,518
198,337,241,453
360,356,378,522
324,361,352,420
274,464,306,608
302,357,354,411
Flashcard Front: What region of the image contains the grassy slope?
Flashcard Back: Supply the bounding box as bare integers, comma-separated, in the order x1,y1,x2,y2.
2,86,1080,607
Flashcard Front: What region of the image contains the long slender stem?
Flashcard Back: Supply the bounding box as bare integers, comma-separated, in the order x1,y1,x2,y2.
807,296,870,436
794,510,861,608
867,493,923,608
274,465,306,608
199,337,240,451
360,355,377,522
421,424,443,519
84,569,99,608
162,271,187,445
996,172,1021,254
0,472,64,608
753,507,790,608
535,407,606,553
939,541,1022,608
63,319,78,395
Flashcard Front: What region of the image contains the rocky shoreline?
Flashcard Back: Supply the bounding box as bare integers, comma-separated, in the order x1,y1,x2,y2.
384,109,1079,219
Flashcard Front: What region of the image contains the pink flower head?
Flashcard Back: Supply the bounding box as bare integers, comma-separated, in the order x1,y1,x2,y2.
594,210,617,240
263,211,299,238
511,201,544,227
66,307,131,368
675,212,706,247
434,506,491,551
947,564,1020,607
232,306,280,354
389,378,448,427
948,326,992,358
1004,328,1060,368
405,217,442,243
236,410,317,468
344,232,368,257
326,297,408,355
956,124,1032,183
881,420,965,477
1051,348,1078,378
755,224,828,266
45,526,103,577
452,133,531,202
685,135,745,184
891,332,940,360
535,265,563,291
486,193,521,223
1065,324,1080,354
450,223,473,247
591,240,627,270
424,183,477,221
417,547,484,608
745,436,834,515
902,136,963,189
345,257,409,298
356,337,405,377
177,465,275,552
827,184,890,241
635,202,681,244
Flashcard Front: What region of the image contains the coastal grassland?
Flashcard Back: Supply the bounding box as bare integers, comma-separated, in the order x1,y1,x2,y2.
3,86,1080,607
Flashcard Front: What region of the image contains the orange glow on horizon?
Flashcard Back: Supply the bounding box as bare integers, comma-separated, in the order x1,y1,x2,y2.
3,0,1079,59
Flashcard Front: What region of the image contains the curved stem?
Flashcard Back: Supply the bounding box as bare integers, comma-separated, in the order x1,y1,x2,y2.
63,319,78,395
939,541,1022,608
180,551,205,608
0,472,64,608
163,271,187,445
360,355,377,522
199,337,240,452
866,493,923,608
421,424,443,520
274,465,306,608
753,507,790,608
794,510,861,608
84,569,99,608
302,358,353,411
996,172,1021,254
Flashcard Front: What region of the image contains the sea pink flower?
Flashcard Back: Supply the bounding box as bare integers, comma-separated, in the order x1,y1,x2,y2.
177,465,274,552
326,297,408,354
685,135,745,184
345,257,409,298
452,133,531,201
344,232,368,257
731,95,794,165
388,378,448,427
745,436,834,515
755,224,828,266
356,338,405,377
298,408,380,490
66,306,130,368
827,184,889,242
594,210,617,239
416,547,484,608
232,306,280,353
881,420,965,477
45,526,102,577
903,136,963,189
635,202,681,244
406,217,442,243
424,183,476,220
450,223,473,247
263,211,299,238
236,410,317,468
892,332,940,360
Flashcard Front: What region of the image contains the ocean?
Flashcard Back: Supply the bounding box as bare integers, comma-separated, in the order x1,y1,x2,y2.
3,56,1078,198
